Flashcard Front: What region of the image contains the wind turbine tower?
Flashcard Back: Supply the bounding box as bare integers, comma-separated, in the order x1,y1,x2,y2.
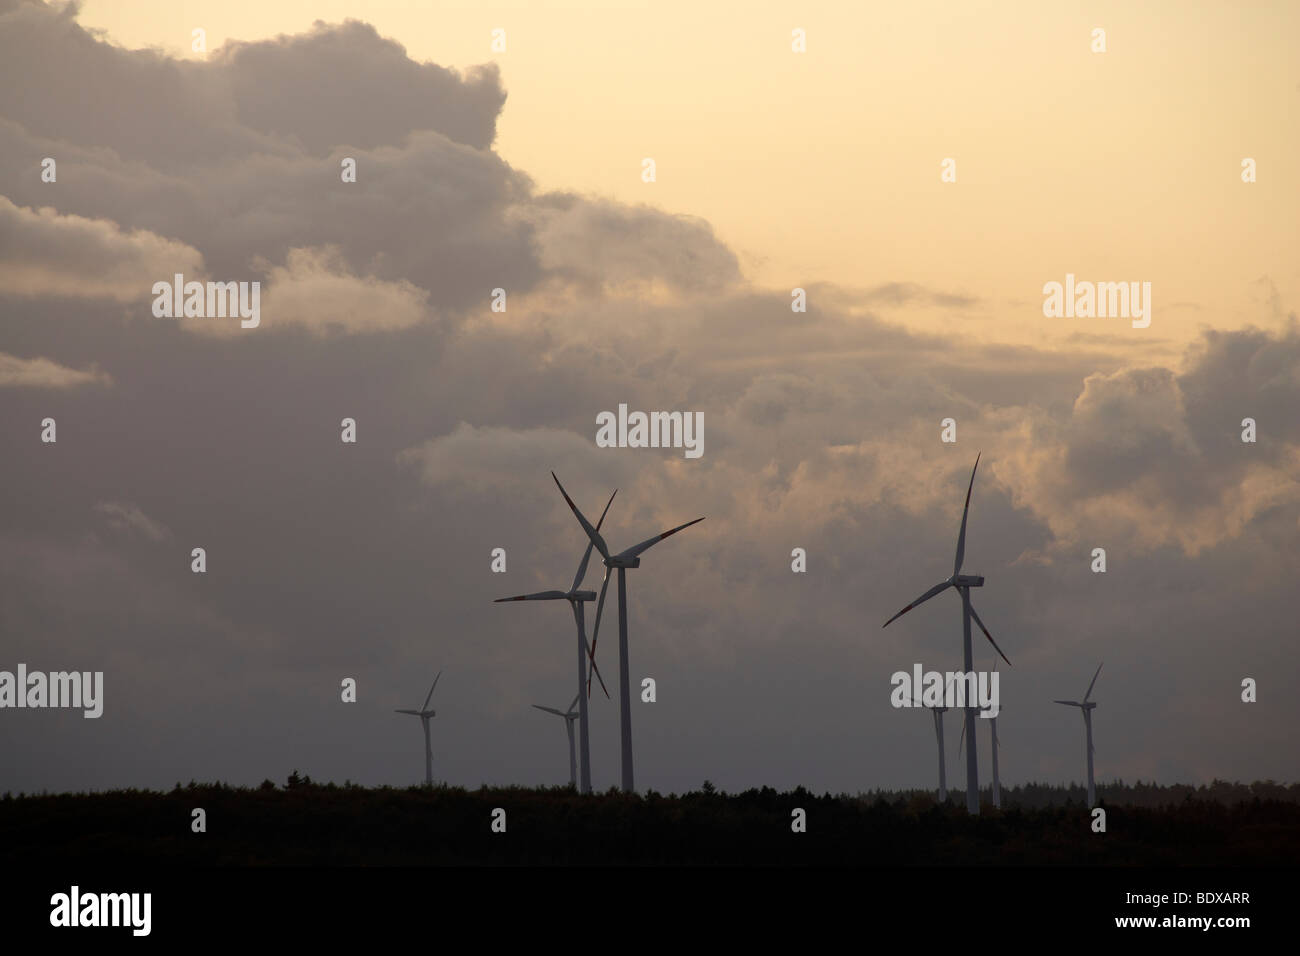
958,692,1004,808
496,488,616,794
1055,663,1103,807
905,692,951,802
533,694,582,788
395,671,442,786
552,472,704,793
882,454,1012,815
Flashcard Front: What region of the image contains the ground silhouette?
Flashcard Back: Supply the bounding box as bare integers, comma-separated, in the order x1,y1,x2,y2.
3,776,1297,865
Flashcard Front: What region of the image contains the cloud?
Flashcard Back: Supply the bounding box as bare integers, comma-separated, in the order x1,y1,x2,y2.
997,323,1300,555
247,246,431,334
0,351,111,387
93,501,172,542
0,7,502,170
0,5,741,327
729,372,836,427
398,422,630,499
860,281,978,308
214,20,506,153
0,196,203,301
520,195,742,293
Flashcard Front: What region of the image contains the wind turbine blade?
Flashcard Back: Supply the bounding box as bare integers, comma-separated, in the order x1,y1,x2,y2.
953,453,981,575
881,580,952,628
1053,700,1083,707
533,705,567,717
586,568,611,697
423,671,442,711
494,590,568,602
568,693,580,713
552,472,610,560
593,489,617,532
618,516,706,561
1084,662,1103,702
968,603,1012,667
394,709,420,715
957,719,966,759
586,630,611,699
571,489,618,593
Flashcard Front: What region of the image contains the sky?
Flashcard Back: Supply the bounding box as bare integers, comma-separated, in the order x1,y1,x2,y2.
0,0,1297,797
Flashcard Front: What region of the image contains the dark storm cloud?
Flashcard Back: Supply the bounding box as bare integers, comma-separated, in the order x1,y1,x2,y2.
215,20,506,154
0,1,734,312
998,321,1300,556
0,2,1295,799
0,5,501,165
0,0,290,168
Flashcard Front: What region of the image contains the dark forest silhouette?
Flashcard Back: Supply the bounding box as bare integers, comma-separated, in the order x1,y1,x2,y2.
3,776,1297,865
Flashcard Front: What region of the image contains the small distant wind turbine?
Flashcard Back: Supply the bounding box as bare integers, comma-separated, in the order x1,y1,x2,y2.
533,694,581,789
395,671,441,786
882,454,1012,815
958,675,1004,808
552,472,705,793
1055,663,1102,807
905,692,951,802
495,488,616,795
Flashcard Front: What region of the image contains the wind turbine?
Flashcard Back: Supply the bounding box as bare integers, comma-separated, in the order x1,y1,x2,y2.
882,454,1012,815
495,489,616,795
958,678,1004,808
551,471,705,793
395,671,441,787
1055,663,1102,807
533,694,581,789
905,692,951,802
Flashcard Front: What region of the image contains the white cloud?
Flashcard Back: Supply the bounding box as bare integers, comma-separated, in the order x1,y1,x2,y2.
247,246,431,334
0,351,111,387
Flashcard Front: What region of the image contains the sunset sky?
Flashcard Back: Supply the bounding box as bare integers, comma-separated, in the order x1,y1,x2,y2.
1,0,1297,797
79,0,1300,344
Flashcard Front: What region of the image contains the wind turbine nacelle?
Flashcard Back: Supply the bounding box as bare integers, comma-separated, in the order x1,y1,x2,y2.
954,574,984,587
608,557,641,569
572,590,598,601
